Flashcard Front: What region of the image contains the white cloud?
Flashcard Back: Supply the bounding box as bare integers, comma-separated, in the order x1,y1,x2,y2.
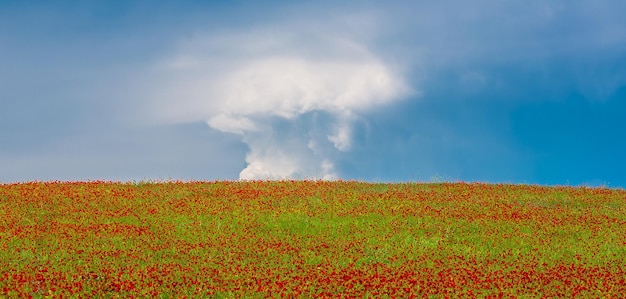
143,21,411,180
328,122,352,151
207,114,258,135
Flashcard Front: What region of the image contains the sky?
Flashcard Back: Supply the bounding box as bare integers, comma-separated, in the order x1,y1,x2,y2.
1,0,625,187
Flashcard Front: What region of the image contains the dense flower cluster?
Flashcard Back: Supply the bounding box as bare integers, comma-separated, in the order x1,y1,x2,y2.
0,181,624,297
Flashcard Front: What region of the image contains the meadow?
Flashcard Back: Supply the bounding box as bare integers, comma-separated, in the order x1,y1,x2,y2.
0,180,624,298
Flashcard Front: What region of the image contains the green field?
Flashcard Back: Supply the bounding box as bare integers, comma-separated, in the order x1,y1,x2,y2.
0,181,624,298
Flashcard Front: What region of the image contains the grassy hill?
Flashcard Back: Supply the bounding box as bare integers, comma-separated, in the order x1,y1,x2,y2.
1,181,624,297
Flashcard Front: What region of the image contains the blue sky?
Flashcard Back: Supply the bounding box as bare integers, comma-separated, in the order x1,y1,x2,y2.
1,1,625,187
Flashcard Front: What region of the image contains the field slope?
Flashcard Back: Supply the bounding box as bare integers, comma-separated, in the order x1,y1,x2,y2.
1,181,625,298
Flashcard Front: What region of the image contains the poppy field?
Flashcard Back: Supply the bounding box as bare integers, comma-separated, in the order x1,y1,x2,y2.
0,180,624,298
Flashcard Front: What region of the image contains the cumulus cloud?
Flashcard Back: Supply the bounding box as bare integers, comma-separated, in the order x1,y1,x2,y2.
144,22,411,180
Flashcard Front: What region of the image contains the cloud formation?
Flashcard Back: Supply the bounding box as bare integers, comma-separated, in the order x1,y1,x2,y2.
145,24,410,179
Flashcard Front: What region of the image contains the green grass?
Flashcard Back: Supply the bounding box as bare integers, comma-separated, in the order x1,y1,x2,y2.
0,181,624,297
